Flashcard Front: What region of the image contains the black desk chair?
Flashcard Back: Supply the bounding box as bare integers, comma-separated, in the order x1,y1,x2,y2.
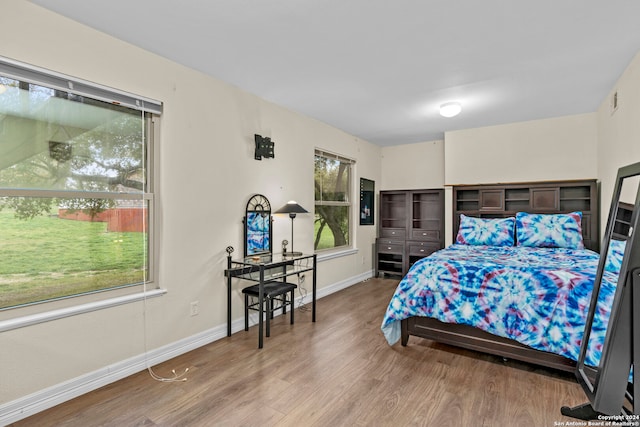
242,280,297,337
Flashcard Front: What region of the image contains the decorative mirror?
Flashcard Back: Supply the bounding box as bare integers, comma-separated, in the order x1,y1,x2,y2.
244,194,273,257
563,161,640,419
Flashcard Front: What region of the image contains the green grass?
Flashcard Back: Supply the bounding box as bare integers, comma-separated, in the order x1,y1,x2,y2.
314,220,336,250
0,211,145,309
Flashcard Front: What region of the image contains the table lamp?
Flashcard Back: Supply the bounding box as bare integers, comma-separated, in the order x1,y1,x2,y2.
275,200,308,256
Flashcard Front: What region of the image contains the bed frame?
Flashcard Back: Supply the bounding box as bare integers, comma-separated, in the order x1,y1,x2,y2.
401,317,577,372
400,179,599,372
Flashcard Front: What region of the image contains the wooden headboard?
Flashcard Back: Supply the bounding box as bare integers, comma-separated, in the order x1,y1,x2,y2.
452,179,599,252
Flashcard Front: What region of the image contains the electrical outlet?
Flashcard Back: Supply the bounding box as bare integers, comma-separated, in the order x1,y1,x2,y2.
190,301,199,316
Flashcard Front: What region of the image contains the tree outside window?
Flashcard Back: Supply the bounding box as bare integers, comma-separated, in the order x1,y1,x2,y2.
314,150,353,251
0,66,157,310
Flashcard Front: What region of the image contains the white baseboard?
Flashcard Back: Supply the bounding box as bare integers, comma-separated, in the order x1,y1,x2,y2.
0,270,372,425
0,325,226,426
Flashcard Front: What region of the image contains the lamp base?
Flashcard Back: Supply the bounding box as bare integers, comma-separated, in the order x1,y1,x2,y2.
284,251,303,257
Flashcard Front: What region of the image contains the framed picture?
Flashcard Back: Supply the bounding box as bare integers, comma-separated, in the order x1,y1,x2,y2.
243,194,273,257
360,178,374,225
246,211,271,255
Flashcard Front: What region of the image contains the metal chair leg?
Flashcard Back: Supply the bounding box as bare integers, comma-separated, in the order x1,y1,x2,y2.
290,289,295,325
244,293,249,331
266,297,271,338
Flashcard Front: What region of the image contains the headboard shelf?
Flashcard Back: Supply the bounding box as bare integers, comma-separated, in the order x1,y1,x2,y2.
612,201,634,240
453,179,599,252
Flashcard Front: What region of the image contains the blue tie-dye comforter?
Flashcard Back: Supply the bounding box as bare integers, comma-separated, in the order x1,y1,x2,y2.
381,244,619,366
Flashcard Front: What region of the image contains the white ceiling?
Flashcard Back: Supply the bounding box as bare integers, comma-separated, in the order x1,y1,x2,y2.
29,0,640,146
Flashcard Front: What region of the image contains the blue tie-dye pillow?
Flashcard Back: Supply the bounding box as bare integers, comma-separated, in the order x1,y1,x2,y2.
604,238,627,275
455,214,515,246
515,211,584,249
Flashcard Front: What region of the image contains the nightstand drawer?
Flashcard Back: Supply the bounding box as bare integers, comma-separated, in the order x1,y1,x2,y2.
377,242,404,254
407,242,439,257
410,229,440,241
380,228,406,239
377,237,402,245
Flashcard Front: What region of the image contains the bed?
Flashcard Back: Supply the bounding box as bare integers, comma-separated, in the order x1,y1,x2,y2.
381,200,625,373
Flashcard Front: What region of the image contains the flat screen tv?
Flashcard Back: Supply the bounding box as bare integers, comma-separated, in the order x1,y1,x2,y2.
563,161,640,418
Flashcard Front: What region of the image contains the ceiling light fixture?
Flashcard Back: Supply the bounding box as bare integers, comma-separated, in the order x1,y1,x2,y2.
439,102,462,118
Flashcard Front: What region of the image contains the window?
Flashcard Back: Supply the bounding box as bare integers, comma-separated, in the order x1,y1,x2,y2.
0,58,161,310
314,149,353,251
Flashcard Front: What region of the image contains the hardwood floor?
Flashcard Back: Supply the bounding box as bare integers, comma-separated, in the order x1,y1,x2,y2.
13,278,588,426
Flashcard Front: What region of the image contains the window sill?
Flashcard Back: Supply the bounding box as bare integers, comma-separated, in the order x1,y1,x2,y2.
316,247,358,262
0,289,166,333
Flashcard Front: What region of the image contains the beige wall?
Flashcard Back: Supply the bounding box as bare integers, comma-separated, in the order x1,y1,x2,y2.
380,140,445,191
0,0,381,410
597,52,640,233
444,113,598,186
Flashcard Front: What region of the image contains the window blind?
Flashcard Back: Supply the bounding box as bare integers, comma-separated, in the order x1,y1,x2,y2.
315,149,355,164
0,56,162,114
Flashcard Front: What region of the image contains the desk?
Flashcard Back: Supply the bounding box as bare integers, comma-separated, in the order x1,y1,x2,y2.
224,252,317,348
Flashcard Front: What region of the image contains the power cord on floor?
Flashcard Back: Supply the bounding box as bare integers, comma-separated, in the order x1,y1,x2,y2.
142,280,189,383
296,273,309,312
142,269,190,384
140,109,189,383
